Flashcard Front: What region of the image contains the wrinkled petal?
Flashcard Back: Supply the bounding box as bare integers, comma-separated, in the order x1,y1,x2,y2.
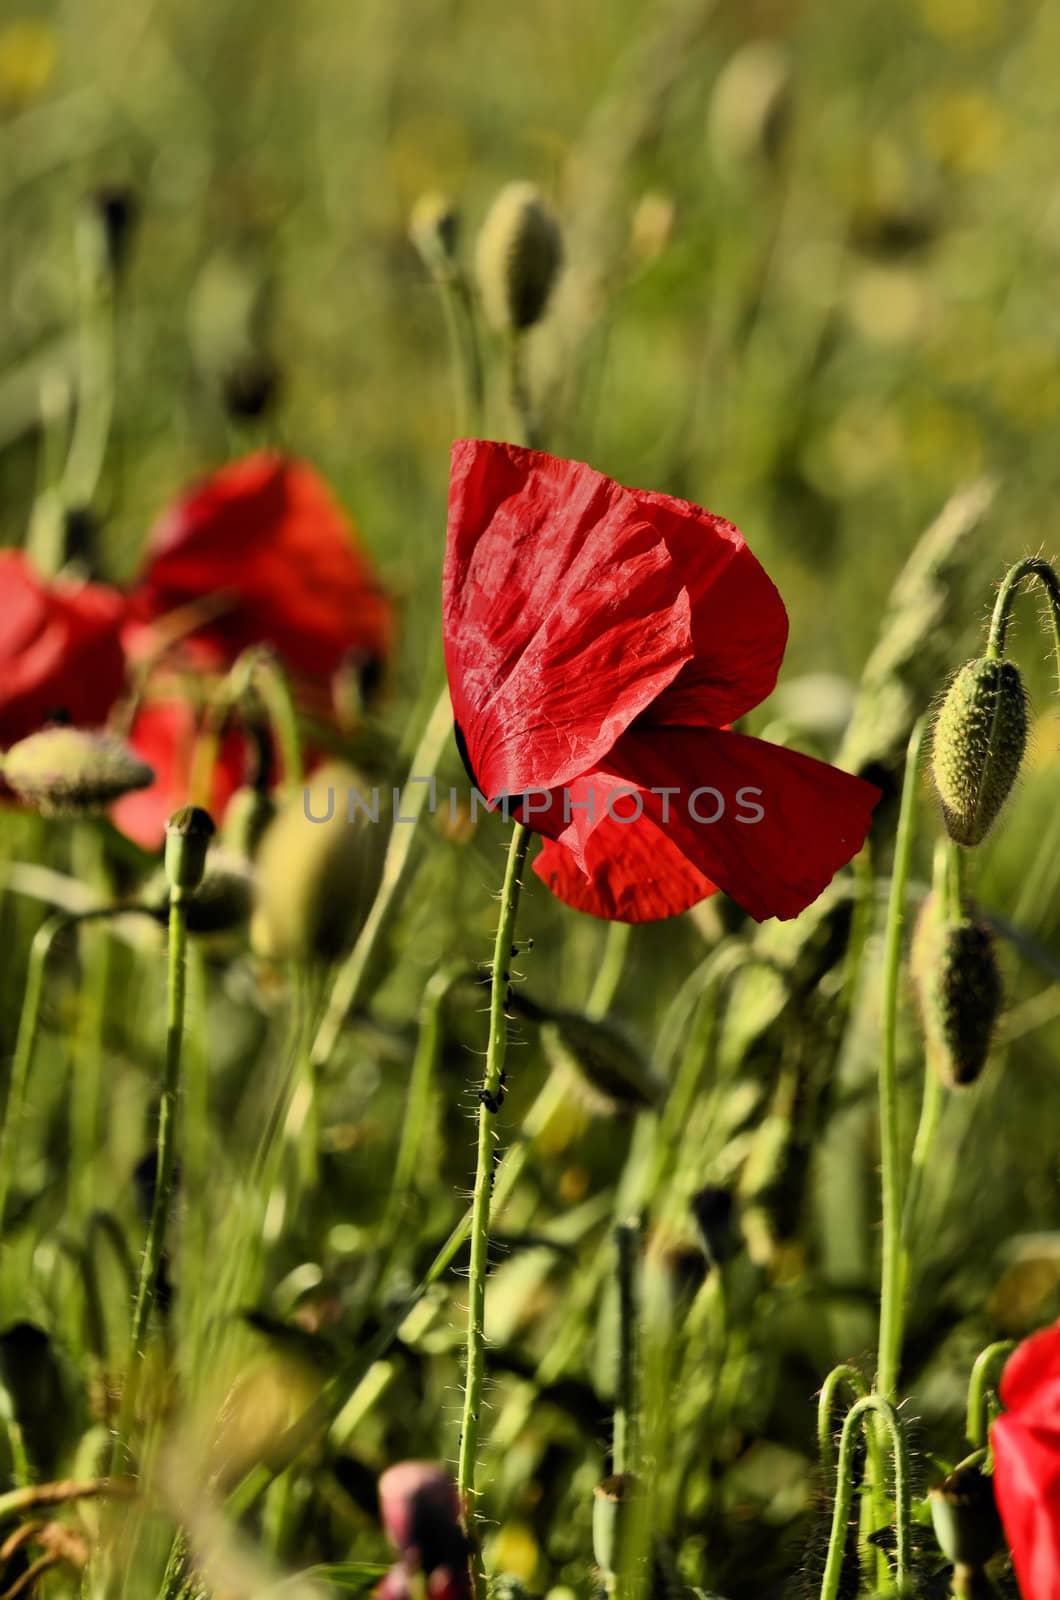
993,1413,1060,1600
131,453,392,693
0,552,126,745
629,486,789,727
534,727,879,923
444,440,695,798
111,699,245,850
534,816,717,922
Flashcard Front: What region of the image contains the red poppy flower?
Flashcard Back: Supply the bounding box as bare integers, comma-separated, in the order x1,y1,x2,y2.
0,552,126,747
110,697,246,850
443,441,880,923
376,1462,469,1600
127,452,392,714
992,1321,1060,1600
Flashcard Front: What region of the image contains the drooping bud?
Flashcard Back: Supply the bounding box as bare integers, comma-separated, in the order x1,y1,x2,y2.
409,192,461,276
931,657,1027,845
164,806,215,895
912,895,1003,1088
475,182,563,332
142,850,253,934
929,1462,1002,1571
221,784,277,863
707,42,792,174
1,727,153,816
513,994,662,1115
250,763,387,962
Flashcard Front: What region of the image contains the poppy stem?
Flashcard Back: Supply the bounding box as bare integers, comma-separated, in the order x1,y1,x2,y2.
985,557,1060,688
507,332,540,449
818,1395,910,1600
965,1341,1017,1449
877,715,928,1403
457,821,532,1556
114,890,190,1472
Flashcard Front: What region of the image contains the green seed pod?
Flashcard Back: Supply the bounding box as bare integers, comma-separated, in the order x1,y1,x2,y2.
1,728,154,816
929,1463,1002,1572
165,806,216,895
912,895,1003,1088
250,762,387,962
593,1473,638,1582
221,784,277,863
475,182,563,332
142,851,253,934
513,994,662,1115
931,657,1027,846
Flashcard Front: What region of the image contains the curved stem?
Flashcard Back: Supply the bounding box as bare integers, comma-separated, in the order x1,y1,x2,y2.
986,557,1060,689
819,1395,910,1600
877,716,929,1401
252,652,304,791
817,1365,868,1475
436,270,485,436
310,684,453,1072
457,822,531,1538
507,331,540,449
966,1341,1017,1449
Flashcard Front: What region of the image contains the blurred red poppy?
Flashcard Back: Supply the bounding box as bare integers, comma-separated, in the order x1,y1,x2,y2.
992,1321,1060,1600
0,552,126,747
127,452,392,716
111,697,246,851
444,441,880,923
376,1462,469,1600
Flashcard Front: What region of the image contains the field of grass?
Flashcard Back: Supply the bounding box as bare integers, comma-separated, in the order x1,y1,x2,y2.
0,0,1058,1596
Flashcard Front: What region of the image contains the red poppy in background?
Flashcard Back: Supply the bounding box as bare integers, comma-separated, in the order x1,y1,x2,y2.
111,697,246,851
0,552,127,747
443,441,880,923
127,452,393,716
992,1321,1060,1600
376,1462,469,1600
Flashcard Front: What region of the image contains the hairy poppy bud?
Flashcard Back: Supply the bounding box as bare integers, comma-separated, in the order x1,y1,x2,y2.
2,727,153,815
931,657,1027,845
89,185,139,278
409,191,460,275
143,850,253,934
707,42,792,173
912,896,1003,1088
164,806,215,895
593,1473,638,1582
929,1462,1002,1571
475,182,563,332
250,762,387,962
513,994,661,1115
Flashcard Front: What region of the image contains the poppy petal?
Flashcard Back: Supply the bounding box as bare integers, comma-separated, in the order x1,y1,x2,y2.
443,440,695,799
534,813,717,923
132,453,392,693
992,1413,1060,1600
1000,1322,1060,1426
111,699,245,851
631,487,789,727
535,727,879,923
0,553,127,746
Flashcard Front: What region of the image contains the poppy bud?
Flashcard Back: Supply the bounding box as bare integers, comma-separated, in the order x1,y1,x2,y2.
89,185,139,278
912,896,1003,1088
250,762,387,962
593,1473,638,1582
707,42,792,173
164,806,215,895
221,353,280,421
929,1462,1002,1572
513,994,662,1115
221,784,277,863
142,851,253,934
409,191,461,276
931,657,1027,846
1,727,153,815
475,182,563,332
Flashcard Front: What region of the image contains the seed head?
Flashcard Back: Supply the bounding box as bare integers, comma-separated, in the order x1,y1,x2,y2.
929,1462,1002,1570
912,895,1003,1088
931,656,1027,845
1,727,153,816
475,182,563,332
